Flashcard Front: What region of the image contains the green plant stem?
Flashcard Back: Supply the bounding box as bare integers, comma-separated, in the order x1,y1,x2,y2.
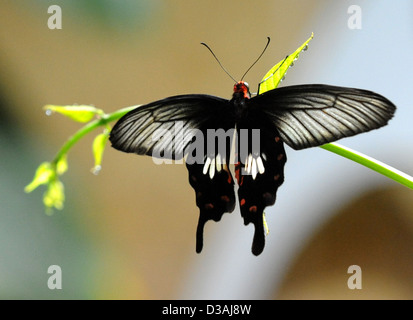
51,106,138,167
320,142,413,189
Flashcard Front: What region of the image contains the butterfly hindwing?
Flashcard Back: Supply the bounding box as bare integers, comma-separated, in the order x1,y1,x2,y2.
235,111,287,255
185,109,238,253
187,155,236,253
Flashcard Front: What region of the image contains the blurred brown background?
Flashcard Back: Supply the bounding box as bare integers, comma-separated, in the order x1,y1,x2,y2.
0,0,412,299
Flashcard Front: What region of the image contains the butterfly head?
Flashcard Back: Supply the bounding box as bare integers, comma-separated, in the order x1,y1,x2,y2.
233,81,251,99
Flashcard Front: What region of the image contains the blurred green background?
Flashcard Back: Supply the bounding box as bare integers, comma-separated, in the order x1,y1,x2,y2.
1,0,412,299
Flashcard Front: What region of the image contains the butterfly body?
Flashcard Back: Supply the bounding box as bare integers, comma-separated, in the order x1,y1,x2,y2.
110,70,395,256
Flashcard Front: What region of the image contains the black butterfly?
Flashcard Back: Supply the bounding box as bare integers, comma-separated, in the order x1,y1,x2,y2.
109,45,396,256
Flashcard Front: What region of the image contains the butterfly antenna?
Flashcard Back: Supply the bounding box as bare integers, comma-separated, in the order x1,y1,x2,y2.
201,42,237,83
241,37,271,81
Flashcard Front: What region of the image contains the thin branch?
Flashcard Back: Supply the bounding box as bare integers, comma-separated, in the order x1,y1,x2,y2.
320,142,413,189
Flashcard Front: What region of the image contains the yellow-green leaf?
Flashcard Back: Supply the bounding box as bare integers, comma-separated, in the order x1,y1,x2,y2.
43,179,65,213
92,130,109,174
258,33,314,95
56,154,68,175
43,105,103,123
24,162,54,193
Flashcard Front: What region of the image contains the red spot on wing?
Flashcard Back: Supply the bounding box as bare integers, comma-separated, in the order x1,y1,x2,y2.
234,161,244,186
234,162,241,181
204,203,214,210
220,195,230,203
249,206,257,213
227,171,233,184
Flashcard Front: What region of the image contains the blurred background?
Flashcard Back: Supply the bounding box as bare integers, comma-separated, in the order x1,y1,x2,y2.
0,0,412,299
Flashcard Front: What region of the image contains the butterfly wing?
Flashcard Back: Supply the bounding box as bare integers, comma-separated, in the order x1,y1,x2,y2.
238,83,395,254
234,111,287,255
109,94,236,253
187,154,236,253
252,84,396,150
184,107,237,253
110,94,230,159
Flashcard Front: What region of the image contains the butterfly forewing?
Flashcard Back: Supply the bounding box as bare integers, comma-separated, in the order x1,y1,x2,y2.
253,84,396,150
110,94,231,159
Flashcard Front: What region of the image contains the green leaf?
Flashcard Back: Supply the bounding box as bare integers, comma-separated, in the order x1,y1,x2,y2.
44,105,103,123
258,33,314,94
24,162,54,193
91,130,109,174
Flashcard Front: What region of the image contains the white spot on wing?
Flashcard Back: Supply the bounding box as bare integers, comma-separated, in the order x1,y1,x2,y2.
252,157,257,179
247,154,253,174
257,156,265,174
209,157,215,179
203,157,211,175
216,154,222,172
